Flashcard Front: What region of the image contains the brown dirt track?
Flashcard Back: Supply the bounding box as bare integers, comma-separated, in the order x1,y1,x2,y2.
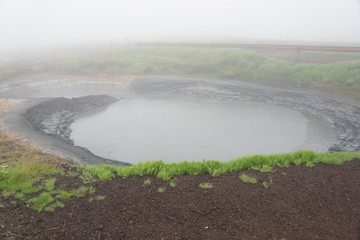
1,159,359,240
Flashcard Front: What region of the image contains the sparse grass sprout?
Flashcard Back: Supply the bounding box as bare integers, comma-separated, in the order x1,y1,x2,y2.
239,174,257,184
44,178,56,191
199,182,213,189
306,161,315,168
95,195,106,201
169,181,176,188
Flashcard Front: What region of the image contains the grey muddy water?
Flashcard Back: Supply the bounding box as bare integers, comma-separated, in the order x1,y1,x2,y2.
70,96,335,164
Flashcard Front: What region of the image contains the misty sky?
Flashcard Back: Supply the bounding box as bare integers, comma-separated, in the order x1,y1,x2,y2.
0,0,360,51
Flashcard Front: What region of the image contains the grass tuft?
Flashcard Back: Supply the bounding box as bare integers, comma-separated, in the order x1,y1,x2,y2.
169,181,176,188
199,182,213,189
158,187,166,193
44,178,56,191
27,192,54,212
89,186,95,195
95,195,106,201
263,177,273,189
260,165,274,173
71,186,88,198
306,161,315,168
239,174,257,184
45,201,64,212
56,191,72,201
15,192,26,201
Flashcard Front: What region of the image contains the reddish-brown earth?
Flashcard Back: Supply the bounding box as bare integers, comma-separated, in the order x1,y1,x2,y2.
1,159,359,239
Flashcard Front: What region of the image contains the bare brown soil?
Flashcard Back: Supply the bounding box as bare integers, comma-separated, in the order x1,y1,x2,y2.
0,159,359,239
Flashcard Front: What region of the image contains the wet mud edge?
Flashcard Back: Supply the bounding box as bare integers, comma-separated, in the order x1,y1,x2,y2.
24,95,131,166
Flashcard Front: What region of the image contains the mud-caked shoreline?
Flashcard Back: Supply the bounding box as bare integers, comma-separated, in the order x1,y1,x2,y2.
24,95,117,143
23,95,131,166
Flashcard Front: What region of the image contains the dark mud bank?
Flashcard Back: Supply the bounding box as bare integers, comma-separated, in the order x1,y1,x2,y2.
24,95,131,166
132,77,360,153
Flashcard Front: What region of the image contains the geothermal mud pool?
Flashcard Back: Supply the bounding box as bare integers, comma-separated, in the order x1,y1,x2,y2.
70,97,334,164
1,76,360,165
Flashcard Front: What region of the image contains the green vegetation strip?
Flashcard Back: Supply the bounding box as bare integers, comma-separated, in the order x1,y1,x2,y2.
1,150,360,212
2,47,360,97
83,150,360,181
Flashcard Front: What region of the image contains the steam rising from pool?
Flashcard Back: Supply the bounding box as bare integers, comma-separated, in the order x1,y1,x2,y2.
70,97,335,164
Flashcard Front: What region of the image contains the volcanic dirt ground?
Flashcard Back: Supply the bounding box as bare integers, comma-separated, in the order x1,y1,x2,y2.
1,159,359,239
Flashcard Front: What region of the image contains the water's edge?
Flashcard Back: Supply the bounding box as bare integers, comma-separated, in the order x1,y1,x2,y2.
17,77,360,165
24,95,131,166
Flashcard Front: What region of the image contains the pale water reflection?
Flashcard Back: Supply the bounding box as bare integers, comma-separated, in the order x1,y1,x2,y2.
70,97,336,164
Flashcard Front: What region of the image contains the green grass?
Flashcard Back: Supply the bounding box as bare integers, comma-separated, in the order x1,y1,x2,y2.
0,156,63,197
263,177,273,189
89,186,95,195
158,187,166,193
80,168,98,184
144,179,151,185
0,134,95,213
239,174,257,184
15,192,26,201
169,181,176,188
252,165,274,172
44,178,56,191
2,46,360,97
55,186,88,200
86,150,360,181
95,195,106,201
199,183,213,189
56,191,72,201
306,161,315,168
45,201,64,212
259,165,274,173
27,192,54,212
70,186,89,198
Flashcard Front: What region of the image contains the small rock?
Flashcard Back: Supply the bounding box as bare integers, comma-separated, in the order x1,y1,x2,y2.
98,225,103,230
